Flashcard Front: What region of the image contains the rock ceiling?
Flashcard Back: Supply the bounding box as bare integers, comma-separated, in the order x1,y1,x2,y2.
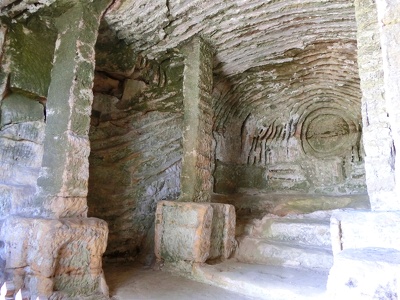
2,0,361,129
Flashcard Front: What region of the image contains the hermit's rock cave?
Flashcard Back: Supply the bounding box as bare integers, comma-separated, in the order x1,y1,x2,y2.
0,0,400,299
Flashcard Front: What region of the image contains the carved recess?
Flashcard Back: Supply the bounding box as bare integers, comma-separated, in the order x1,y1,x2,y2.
301,107,361,159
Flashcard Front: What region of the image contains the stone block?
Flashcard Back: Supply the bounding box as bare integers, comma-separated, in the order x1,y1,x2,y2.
0,121,45,144
155,201,213,263
235,237,333,270
327,248,400,299
0,138,43,169
7,20,56,98
119,79,147,109
262,218,331,248
0,94,44,127
330,210,400,255
208,203,236,260
1,216,108,298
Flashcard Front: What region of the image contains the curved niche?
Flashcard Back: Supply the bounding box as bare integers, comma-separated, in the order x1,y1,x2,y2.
301,107,360,158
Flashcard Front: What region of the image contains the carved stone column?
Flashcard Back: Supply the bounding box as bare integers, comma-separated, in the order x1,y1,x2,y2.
375,0,400,209
355,0,397,211
36,0,112,218
1,1,112,299
180,37,214,203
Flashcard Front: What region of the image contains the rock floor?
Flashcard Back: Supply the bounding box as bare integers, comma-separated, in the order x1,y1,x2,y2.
104,193,369,299
193,260,329,300
104,261,259,300
104,260,330,300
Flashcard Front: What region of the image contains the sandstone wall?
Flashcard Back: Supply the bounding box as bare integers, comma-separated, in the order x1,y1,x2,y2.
88,45,184,258
213,40,366,195
0,16,53,219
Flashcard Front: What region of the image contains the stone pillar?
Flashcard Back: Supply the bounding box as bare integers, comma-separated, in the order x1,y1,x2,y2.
375,0,400,209
0,23,7,99
0,1,112,299
355,0,397,211
180,37,214,203
35,0,112,218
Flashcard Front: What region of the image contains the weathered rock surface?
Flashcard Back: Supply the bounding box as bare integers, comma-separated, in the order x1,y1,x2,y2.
155,201,213,263
208,203,236,261
0,120,45,217
375,0,400,210
35,0,112,218
180,37,214,203
355,0,397,211
88,54,184,258
155,201,236,263
235,211,333,270
102,0,366,197
1,216,108,299
0,2,112,299
5,17,56,98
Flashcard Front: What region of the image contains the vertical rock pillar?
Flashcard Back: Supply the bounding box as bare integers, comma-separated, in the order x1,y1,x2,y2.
36,0,111,218
0,1,112,299
375,0,400,209
180,37,214,203
328,3,400,298
0,23,7,99
355,0,397,210
154,39,236,266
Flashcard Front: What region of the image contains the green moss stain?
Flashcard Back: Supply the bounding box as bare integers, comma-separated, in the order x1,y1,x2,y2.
6,15,57,98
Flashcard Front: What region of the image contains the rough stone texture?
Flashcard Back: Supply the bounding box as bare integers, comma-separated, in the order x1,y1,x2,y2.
155,201,213,263
235,211,333,270
330,210,400,255
95,20,137,77
0,0,57,19
180,37,214,203
375,0,400,210
327,248,400,299
208,203,236,261
88,54,184,258
252,217,331,248
0,93,44,127
6,16,57,98
0,116,45,217
235,237,333,270
105,1,366,197
0,2,112,299
214,97,365,195
0,23,7,100
355,0,397,211
193,261,329,300
0,93,45,218
105,0,357,78
1,216,108,299
36,0,112,218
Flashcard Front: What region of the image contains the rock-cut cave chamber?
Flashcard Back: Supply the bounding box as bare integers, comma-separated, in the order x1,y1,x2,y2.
0,0,400,299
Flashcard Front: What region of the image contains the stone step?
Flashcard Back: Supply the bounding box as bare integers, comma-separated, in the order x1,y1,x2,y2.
327,248,400,299
235,237,333,270
193,260,329,300
255,218,331,248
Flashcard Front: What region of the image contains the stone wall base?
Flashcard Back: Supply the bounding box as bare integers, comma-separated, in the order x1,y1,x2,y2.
1,216,108,299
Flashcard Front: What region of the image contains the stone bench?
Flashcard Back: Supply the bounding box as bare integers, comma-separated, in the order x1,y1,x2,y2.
155,201,236,264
